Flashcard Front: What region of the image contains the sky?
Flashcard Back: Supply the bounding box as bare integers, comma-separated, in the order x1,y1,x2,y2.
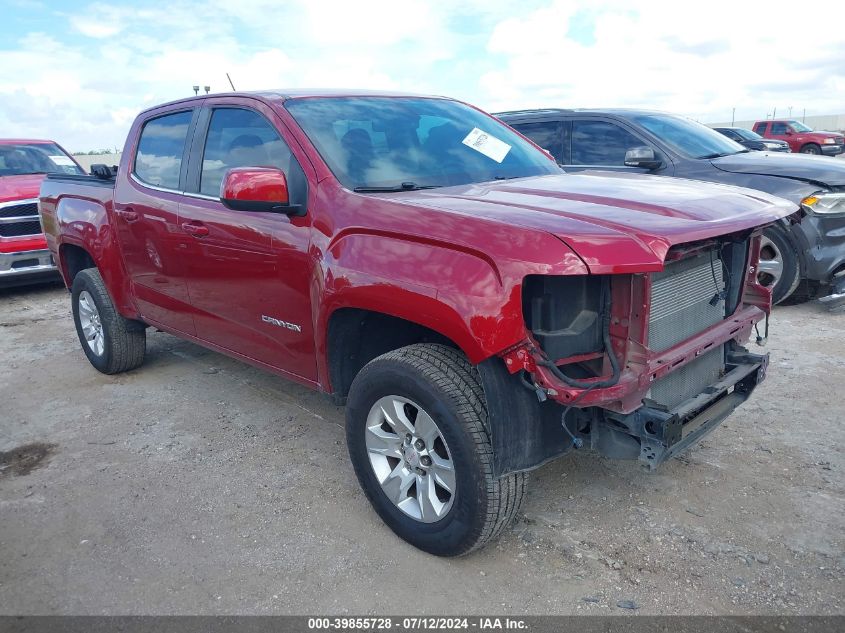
1,0,843,152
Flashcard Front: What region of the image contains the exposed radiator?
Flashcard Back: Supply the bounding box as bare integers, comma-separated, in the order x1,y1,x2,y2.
649,250,725,353
649,345,725,409
647,249,727,409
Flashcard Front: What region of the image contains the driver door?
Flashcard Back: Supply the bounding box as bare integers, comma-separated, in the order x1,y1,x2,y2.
178,103,316,382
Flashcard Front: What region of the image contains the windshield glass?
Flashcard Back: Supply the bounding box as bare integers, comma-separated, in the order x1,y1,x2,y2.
635,114,745,159
732,128,763,141
0,142,84,176
787,120,813,132
285,97,561,190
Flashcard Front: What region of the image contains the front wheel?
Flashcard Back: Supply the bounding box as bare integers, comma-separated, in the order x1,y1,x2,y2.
758,228,801,304
71,268,146,374
346,344,527,556
800,143,821,155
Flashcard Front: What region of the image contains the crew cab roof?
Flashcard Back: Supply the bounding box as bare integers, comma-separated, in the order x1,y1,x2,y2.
137,89,448,116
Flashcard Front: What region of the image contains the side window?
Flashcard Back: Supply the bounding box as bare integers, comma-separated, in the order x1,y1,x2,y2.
199,108,293,196
722,130,739,140
753,123,767,135
771,122,789,135
570,120,644,166
513,121,563,161
134,111,193,189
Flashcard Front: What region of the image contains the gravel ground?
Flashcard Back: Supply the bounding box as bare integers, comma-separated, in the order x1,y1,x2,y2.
0,282,842,615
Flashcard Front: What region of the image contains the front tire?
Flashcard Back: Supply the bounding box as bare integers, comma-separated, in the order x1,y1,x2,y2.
800,143,821,155
758,227,801,304
346,344,527,556
71,268,146,374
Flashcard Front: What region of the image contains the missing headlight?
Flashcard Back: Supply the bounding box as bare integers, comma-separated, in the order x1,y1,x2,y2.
522,275,607,361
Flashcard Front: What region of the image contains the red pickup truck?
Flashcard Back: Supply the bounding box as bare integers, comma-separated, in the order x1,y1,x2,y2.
752,120,844,156
1,139,84,287
40,90,792,556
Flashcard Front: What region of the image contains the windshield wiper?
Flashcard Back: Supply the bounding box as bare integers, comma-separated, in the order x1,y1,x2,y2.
353,182,440,193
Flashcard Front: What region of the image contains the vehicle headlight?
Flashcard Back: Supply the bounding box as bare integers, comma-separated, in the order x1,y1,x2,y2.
822,138,836,144
763,142,781,148
802,192,845,216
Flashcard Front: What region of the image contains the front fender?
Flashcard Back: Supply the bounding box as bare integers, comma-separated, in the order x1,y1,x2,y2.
316,230,524,365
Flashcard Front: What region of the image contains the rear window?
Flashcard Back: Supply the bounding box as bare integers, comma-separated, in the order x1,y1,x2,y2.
134,111,193,190
753,123,767,135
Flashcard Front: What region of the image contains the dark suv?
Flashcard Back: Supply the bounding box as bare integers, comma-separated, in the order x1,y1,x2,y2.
497,108,845,305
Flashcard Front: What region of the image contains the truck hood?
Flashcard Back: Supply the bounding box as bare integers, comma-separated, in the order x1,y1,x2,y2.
711,151,845,187
386,172,795,273
0,174,46,204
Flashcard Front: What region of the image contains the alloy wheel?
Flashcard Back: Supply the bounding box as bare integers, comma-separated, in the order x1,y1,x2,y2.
364,395,456,523
78,290,105,356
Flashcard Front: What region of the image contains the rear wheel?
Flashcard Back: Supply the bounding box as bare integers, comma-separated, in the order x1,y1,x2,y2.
346,344,527,556
800,143,821,155
71,268,146,374
758,228,801,304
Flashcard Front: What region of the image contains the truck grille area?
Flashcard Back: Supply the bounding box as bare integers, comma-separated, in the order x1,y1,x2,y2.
649,345,725,409
0,201,42,238
649,250,725,353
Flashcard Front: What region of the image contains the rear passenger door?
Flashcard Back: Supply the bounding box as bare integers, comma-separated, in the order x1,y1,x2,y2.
511,120,567,163
115,107,199,335
177,100,317,382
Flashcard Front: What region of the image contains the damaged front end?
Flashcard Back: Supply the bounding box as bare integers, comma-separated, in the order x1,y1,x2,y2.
483,229,773,475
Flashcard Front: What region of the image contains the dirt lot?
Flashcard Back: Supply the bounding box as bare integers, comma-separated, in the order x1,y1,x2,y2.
0,282,842,615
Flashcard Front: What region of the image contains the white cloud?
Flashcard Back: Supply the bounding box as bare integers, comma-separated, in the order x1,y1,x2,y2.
0,0,843,151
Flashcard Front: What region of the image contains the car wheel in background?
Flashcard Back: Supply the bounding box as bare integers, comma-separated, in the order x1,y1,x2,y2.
800,144,821,155
346,343,527,556
71,268,147,374
758,228,801,304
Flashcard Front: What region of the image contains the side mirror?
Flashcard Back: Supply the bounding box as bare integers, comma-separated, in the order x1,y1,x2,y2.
624,146,662,170
785,130,794,136
220,167,303,215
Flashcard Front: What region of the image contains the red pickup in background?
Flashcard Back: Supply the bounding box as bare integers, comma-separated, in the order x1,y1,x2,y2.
0,139,85,287
753,120,844,156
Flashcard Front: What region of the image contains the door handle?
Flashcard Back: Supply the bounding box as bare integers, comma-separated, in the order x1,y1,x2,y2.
181,221,209,237
115,208,139,222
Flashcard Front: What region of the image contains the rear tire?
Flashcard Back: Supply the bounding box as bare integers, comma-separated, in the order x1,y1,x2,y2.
346,344,527,556
759,227,801,305
71,268,146,374
800,143,821,155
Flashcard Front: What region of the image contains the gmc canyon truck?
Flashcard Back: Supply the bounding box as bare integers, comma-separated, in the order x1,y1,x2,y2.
40,91,792,556
1,139,84,287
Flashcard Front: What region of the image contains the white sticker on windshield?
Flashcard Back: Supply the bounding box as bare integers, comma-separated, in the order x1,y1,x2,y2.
462,128,511,163
49,155,75,166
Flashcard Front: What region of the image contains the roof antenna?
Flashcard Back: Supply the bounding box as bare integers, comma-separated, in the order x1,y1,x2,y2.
226,73,236,91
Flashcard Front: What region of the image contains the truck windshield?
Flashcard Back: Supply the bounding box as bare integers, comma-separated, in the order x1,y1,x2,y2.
285,97,561,190
787,120,813,132
0,143,84,177
634,114,746,160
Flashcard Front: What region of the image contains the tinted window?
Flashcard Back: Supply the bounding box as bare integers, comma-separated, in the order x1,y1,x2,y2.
286,97,560,190
570,120,643,165
634,114,744,159
753,123,767,135
512,121,563,161
134,111,192,189
199,108,293,196
0,142,84,176
771,122,789,135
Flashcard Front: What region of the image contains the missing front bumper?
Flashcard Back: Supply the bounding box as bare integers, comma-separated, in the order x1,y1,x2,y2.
593,347,768,470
